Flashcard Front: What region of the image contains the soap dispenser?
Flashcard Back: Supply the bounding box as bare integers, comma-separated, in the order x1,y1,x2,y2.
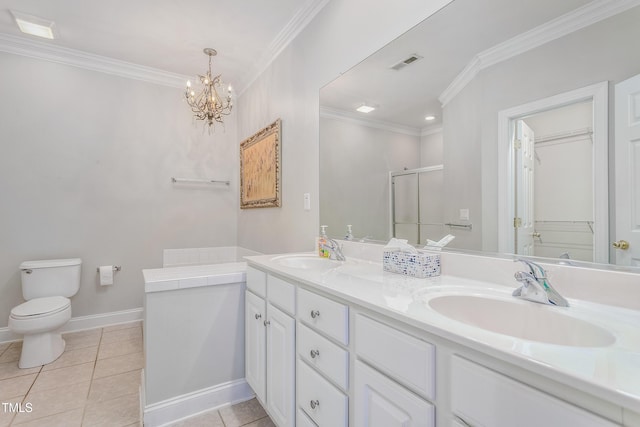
345,225,354,241
318,225,329,258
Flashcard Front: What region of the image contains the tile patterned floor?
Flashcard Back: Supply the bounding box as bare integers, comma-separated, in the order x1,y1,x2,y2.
0,321,273,427
0,322,142,427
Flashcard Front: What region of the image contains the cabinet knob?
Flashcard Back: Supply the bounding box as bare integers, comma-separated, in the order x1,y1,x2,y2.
255,313,262,320
310,310,320,319
310,349,320,359
310,399,320,409
264,320,270,326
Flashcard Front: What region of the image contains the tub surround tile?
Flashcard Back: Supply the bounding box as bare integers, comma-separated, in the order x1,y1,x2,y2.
219,398,268,427
93,352,144,379
0,374,36,401
30,362,94,393
41,346,97,371
11,408,83,427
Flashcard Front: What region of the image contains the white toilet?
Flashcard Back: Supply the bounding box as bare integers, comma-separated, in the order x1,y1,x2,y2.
8,258,82,368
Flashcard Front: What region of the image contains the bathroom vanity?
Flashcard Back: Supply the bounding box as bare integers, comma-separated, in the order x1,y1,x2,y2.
245,243,640,427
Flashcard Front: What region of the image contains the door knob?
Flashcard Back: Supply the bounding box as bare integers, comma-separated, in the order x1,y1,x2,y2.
612,240,630,250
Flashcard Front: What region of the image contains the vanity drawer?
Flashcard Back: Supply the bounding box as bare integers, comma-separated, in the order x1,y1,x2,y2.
298,359,348,427
298,288,349,345
267,275,296,315
355,314,435,400
451,356,619,427
246,267,266,297
298,323,349,390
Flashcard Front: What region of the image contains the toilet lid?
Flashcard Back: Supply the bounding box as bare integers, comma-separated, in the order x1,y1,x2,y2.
11,296,70,318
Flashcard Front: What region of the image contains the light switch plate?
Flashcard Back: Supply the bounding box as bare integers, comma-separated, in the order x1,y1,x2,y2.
304,193,311,211
459,208,469,221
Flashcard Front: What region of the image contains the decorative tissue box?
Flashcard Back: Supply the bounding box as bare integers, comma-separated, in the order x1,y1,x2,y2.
383,250,441,278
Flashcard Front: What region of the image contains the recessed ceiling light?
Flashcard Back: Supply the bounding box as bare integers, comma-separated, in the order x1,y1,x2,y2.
356,105,375,113
11,10,56,40
425,115,436,121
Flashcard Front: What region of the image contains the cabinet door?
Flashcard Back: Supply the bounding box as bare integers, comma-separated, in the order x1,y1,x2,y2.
354,361,435,427
267,303,296,427
245,291,266,404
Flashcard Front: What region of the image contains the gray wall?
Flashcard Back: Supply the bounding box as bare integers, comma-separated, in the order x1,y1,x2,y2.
0,53,238,328
236,0,454,253
320,116,421,241
442,8,640,253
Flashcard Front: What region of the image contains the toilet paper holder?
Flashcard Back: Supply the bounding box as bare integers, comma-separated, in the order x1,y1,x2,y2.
96,266,122,273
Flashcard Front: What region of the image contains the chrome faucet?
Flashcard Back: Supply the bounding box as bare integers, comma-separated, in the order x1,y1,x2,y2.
325,238,346,261
513,259,569,307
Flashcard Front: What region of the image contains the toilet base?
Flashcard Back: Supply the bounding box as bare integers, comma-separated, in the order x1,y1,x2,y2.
19,332,66,368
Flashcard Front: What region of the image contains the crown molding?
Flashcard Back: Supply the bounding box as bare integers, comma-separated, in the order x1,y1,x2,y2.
320,106,421,136
0,33,191,88
237,0,331,96
439,0,640,106
420,126,443,137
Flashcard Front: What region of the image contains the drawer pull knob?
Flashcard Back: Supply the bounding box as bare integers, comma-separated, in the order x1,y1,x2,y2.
310,399,320,409
255,313,262,320
310,349,320,358
264,320,270,326
310,310,320,319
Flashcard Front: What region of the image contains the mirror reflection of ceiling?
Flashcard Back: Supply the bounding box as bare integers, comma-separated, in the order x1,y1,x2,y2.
320,0,595,130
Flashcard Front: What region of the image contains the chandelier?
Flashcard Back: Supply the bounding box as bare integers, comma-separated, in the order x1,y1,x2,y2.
185,48,232,128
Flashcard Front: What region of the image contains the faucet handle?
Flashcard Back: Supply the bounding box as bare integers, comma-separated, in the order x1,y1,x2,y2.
515,258,546,279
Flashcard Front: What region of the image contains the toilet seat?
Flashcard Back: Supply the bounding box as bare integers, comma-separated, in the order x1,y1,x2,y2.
10,296,70,319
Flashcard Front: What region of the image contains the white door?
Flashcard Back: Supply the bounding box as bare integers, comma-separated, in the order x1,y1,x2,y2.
515,120,536,255
245,291,266,404
266,303,295,427
615,73,640,266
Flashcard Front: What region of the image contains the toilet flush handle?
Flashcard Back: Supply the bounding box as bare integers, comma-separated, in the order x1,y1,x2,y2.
22,269,33,274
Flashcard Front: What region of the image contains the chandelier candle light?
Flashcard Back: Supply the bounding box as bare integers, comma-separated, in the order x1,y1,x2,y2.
185,48,232,128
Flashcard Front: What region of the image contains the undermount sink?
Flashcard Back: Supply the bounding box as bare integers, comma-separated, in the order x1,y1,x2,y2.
428,295,615,347
271,254,341,270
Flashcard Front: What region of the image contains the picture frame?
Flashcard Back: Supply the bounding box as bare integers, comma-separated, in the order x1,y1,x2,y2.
240,119,282,209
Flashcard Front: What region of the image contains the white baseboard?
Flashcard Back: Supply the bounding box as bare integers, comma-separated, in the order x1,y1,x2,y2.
143,379,254,427
0,307,144,343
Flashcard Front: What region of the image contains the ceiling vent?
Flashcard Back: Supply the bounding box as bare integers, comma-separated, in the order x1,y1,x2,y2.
389,54,423,71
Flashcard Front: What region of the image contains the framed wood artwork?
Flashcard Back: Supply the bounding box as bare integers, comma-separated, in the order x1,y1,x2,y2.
240,119,282,209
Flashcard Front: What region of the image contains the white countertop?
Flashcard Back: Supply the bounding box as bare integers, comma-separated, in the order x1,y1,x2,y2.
143,262,247,293
246,252,640,413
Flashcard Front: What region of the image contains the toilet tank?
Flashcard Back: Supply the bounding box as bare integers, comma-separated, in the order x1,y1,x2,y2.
20,258,82,300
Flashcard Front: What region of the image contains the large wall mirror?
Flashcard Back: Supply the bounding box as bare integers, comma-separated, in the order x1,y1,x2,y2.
319,0,640,268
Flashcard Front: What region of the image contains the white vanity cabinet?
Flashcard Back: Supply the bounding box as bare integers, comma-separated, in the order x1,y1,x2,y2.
245,267,296,427
296,288,350,427
353,314,436,427
451,356,620,427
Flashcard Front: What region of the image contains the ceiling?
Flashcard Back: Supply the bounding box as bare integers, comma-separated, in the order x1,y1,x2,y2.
0,0,328,92
320,0,594,130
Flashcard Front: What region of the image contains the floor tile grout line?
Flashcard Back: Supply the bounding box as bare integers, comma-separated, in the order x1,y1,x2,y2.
81,326,103,426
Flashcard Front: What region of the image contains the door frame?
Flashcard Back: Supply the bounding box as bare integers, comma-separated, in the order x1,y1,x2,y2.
497,81,609,263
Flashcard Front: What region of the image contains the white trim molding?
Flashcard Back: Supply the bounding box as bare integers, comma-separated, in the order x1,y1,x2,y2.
0,307,143,343
237,0,331,95
143,379,254,427
320,106,421,136
439,0,640,106
497,81,609,264
0,33,191,88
